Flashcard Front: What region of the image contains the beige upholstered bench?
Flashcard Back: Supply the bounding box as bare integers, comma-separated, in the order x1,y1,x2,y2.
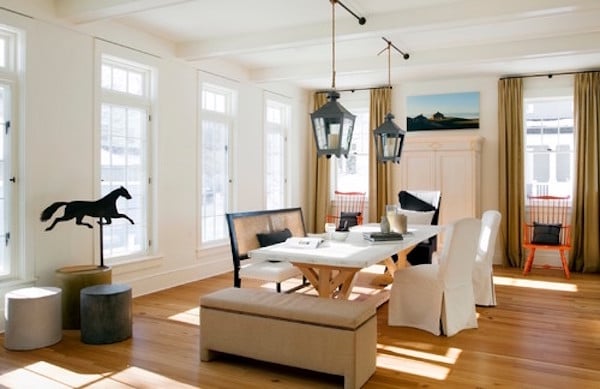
200,287,377,389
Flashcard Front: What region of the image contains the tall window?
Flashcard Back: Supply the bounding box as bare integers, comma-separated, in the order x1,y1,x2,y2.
100,55,152,261
0,83,13,276
332,91,370,193
0,27,19,277
201,83,235,243
524,97,574,198
264,94,290,209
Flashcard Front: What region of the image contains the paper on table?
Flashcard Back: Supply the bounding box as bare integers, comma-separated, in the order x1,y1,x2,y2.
286,237,324,249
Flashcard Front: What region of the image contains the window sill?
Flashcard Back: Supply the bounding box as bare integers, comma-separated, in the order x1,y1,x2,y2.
108,255,164,276
0,278,37,294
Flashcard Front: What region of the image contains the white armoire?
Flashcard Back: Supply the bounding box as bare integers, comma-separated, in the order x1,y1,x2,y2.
397,134,484,225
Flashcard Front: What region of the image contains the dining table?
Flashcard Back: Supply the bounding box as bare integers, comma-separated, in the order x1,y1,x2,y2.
248,224,441,299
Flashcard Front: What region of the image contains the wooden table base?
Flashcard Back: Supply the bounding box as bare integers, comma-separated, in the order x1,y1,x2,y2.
292,263,362,299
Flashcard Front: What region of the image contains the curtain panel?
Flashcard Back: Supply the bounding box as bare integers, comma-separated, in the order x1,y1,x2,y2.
306,92,330,233
498,78,525,268
368,87,394,222
572,72,600,273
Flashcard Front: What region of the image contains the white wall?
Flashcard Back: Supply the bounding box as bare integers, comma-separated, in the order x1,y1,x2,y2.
0,1,562,311
390,77,502,262
392,77,500,214
0,6,310,314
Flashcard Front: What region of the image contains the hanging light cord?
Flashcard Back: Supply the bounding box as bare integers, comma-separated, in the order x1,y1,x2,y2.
377,37,410,87
329,0,367,90
331,0,336,90
387,40,391,87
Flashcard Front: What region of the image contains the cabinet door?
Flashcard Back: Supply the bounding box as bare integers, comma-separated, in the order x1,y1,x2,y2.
399,151,436,191
436,150,475,224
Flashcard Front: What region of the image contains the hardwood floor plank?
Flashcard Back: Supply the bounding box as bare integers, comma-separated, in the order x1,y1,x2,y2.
1,266,599,388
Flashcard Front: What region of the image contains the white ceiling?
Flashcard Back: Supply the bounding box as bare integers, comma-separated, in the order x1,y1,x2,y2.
53,0,600,89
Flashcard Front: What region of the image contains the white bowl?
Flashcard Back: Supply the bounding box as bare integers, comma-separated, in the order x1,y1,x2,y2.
332,231,349,241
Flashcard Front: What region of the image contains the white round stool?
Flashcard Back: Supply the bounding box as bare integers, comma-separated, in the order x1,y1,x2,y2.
4,287,63,350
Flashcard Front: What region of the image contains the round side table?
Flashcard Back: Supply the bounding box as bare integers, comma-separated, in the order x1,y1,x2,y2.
55,265,112,329
80,283,132,344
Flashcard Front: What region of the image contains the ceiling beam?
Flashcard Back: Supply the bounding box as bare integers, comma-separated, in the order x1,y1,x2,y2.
247,30,600,87
55,0,193,24
175,0,600,62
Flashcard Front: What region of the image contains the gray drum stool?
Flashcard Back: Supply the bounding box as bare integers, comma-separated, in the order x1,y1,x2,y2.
4,287,62,350
80,283,132,344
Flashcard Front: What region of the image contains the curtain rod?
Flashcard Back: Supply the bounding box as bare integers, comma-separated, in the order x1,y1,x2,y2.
500,69,600,80
316,85,392,94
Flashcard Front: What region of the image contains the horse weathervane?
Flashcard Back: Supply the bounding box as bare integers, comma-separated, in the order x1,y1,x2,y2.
40,186,135,267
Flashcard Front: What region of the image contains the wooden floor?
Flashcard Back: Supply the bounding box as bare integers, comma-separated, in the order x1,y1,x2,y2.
0,266,599,388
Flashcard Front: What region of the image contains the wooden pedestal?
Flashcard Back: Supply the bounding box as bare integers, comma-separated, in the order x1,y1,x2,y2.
55,265,112,329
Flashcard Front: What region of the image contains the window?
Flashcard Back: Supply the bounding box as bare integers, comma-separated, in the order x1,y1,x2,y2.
0,82,13,276
100,55,152,261
200,83,235,243
0,26,19,278
331,91,370,194
524,97,574,198
264,94,290,209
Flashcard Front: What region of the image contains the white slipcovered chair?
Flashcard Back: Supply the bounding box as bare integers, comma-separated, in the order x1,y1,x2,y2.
388,217,481,336
473,210,502,306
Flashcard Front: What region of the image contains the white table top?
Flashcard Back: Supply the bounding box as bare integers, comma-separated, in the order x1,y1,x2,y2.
248,224,441,269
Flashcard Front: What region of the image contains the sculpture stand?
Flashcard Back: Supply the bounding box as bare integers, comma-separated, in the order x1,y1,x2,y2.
98,217,106,268
55,265,112,329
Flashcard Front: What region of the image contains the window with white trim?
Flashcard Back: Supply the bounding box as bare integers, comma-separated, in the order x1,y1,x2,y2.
331,91,370,194
524,97,574,198
264,94,290,209
100,55,152,261
200,83,235,243
0,26,19,278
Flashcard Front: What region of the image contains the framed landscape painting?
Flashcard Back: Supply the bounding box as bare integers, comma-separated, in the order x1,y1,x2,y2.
406,91,480,131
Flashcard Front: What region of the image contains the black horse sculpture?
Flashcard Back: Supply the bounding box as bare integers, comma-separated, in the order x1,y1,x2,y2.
40,186,135,231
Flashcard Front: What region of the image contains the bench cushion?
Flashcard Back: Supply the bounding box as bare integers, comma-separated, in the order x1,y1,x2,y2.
201,287,375,330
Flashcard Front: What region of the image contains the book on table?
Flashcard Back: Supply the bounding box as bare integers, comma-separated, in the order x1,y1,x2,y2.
363,232,403,242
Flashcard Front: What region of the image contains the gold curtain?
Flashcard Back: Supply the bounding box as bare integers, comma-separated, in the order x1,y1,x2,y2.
368,87,393,223
498,78,525,267
306,92,330,233
571,72,600,272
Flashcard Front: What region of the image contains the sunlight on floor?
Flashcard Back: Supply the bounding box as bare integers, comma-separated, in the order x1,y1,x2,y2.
109,366,197,387
169,307,200,326
376,343,462,380
494,276,578,292
378,343,462,364
0,361,106,387
0,362,198,388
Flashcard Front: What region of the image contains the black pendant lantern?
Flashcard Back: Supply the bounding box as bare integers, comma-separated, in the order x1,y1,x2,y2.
311,0,364,159
311,91,356,158
373,113,406,164
373,37,409,164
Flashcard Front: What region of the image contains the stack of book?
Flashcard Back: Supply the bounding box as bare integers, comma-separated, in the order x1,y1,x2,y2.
363,232,403,242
